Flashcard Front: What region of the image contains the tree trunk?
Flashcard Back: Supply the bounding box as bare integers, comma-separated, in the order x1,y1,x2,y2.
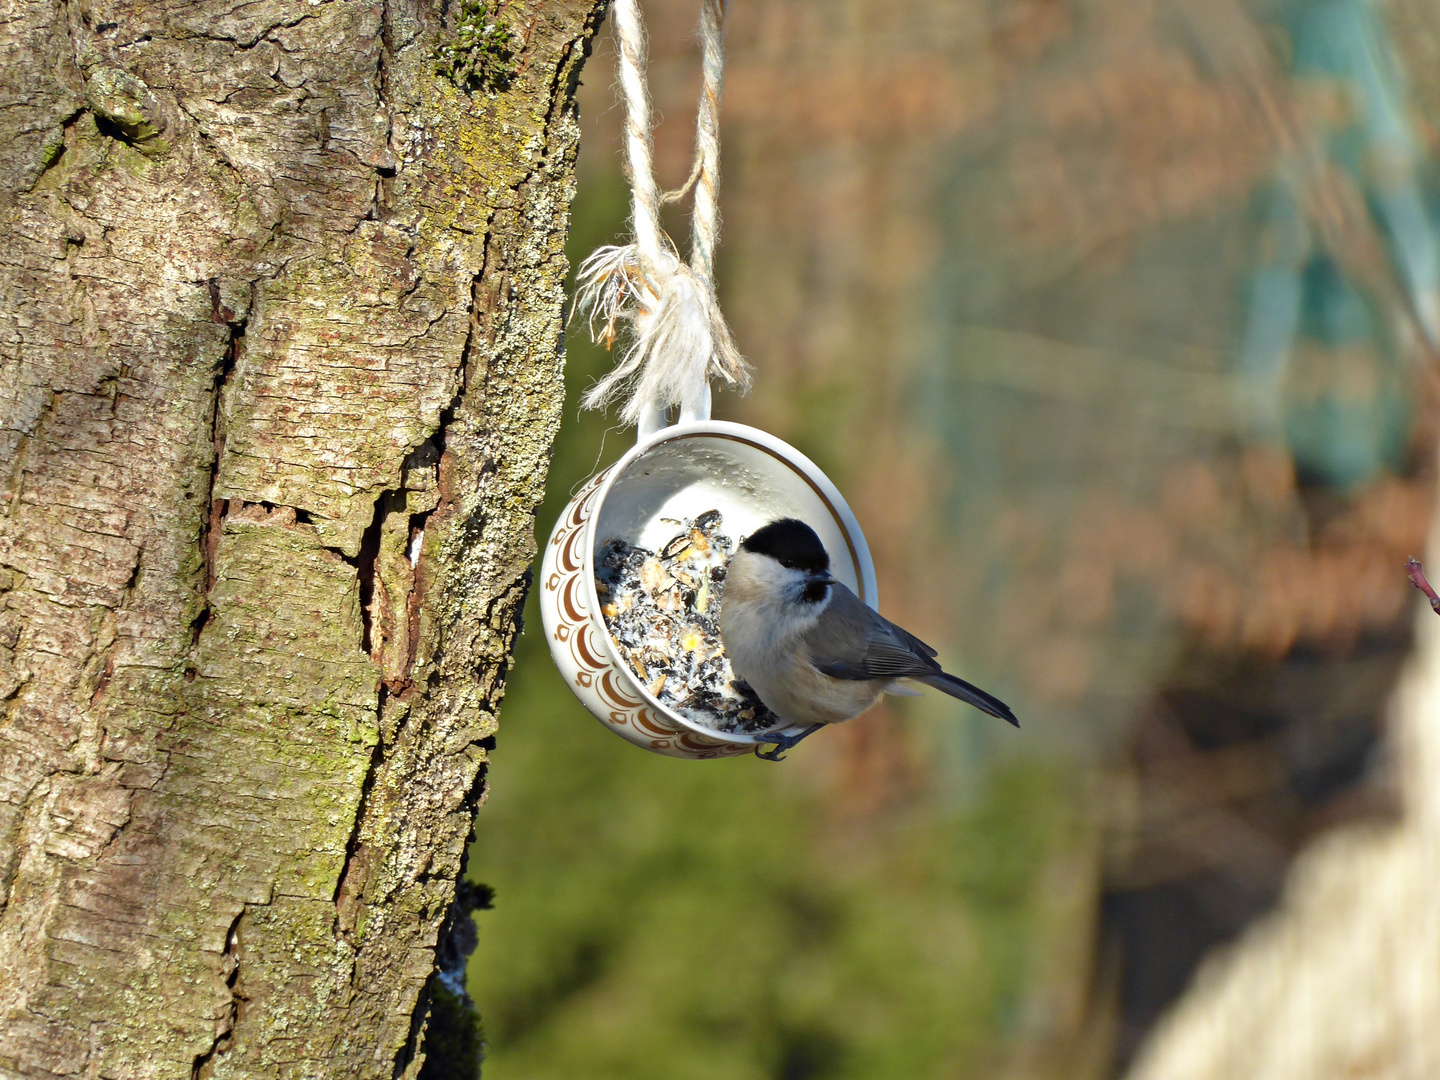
0,0,602,1075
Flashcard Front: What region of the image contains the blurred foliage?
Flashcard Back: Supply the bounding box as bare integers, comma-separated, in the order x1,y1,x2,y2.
467,676,1084,1080
465,0,1440,1076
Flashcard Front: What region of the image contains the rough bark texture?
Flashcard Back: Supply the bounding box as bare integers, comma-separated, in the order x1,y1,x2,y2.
0,0,603,1075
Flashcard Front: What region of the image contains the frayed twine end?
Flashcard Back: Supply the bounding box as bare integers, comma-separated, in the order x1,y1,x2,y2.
572,243,751,427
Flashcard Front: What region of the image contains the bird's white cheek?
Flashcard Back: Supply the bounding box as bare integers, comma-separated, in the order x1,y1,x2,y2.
718,553,827,681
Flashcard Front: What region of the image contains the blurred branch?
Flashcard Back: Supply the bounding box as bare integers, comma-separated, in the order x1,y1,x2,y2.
1406,557,1440,613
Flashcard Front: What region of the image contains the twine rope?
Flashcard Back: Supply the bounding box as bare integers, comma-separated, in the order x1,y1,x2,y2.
575,0,750,431
688,0,723,285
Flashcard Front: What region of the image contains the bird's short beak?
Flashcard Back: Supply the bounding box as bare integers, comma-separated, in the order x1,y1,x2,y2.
809,572,836,586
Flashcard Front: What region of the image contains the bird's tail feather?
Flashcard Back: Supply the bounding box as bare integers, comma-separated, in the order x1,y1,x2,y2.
918,673,1019,727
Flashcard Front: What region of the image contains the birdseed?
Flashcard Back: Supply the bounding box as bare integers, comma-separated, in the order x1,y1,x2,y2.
596,510,783,735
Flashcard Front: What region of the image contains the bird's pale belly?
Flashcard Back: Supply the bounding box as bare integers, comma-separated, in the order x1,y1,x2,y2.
743,652,885,727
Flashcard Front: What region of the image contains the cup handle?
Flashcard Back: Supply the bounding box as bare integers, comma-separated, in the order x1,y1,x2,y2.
636,383,712,442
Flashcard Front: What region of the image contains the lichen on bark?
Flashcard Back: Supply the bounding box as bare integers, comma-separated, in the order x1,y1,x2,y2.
0,0,605,1075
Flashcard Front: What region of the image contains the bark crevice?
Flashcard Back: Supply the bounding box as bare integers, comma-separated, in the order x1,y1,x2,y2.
354,492,389,657
334,726,383,940
197,279,248,614
192,908,247,1080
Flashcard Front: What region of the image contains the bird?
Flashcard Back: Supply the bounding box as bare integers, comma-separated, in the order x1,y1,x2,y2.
718,518,1017,760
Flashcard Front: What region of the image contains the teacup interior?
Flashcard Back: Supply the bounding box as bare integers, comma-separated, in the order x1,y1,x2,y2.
592,431,870,600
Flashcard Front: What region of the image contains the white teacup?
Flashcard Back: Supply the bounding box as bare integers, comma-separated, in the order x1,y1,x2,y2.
539,417,878,759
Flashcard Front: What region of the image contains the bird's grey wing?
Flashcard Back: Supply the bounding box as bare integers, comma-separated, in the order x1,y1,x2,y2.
893,623,939,659
803,583,942,681
807,585,1020,725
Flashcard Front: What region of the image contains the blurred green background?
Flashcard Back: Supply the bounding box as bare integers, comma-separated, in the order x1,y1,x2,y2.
465,1,1440,1077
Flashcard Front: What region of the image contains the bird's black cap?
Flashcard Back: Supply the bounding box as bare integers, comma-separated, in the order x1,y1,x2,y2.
741,518,831,575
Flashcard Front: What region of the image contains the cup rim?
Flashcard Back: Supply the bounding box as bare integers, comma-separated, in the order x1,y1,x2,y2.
578,419,879,745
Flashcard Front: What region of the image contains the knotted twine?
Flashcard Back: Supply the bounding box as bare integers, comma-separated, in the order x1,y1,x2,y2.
574,0,750,435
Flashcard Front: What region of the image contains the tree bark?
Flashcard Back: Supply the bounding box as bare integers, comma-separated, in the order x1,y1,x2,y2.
0,0,602,1075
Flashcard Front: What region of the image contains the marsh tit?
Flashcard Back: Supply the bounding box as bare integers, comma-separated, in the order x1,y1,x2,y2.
719,518,1017,760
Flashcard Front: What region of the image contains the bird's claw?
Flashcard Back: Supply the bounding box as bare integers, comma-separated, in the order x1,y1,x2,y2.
753,724,823,763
